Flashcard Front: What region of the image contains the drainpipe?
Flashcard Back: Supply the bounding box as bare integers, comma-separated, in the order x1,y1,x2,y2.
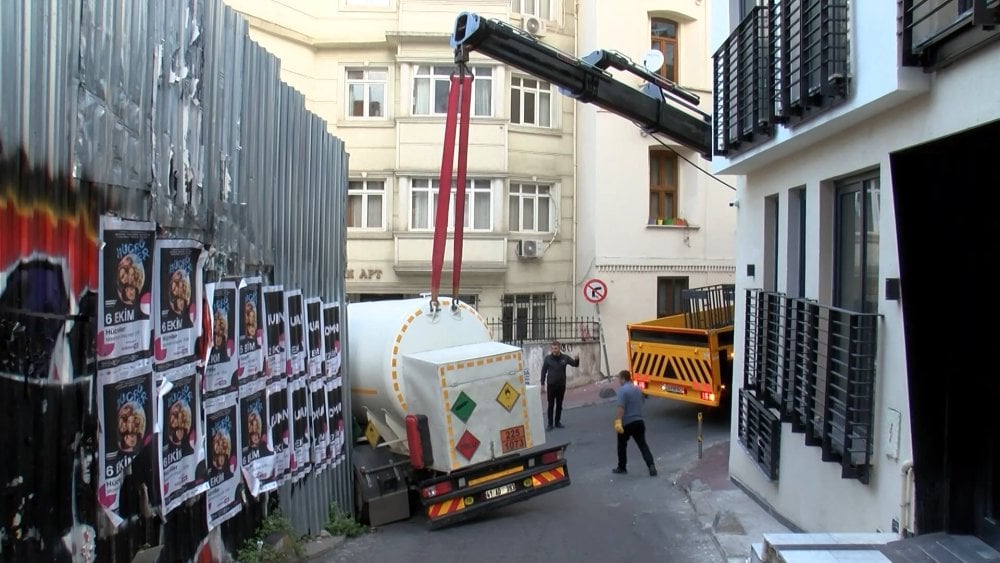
571,0,579,318
899,459,915,537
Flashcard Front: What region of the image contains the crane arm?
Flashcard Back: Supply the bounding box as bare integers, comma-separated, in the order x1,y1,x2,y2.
450,12,713,159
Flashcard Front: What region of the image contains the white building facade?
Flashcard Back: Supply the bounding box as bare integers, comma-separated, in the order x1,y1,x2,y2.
711,0,1000,547
574,0,736,375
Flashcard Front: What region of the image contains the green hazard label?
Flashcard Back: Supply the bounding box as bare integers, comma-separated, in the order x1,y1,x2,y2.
451,391,476,423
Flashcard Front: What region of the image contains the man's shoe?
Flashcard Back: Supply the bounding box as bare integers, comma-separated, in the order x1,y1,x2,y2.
555,423,565,428
648,465,658,477
612,467,627,474
546,424,553,431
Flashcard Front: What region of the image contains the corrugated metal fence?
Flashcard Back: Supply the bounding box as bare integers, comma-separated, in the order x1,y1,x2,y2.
0,1,352,561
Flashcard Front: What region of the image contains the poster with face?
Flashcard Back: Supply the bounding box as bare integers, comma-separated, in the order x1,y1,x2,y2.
327,381,345,467
321,303,341,381
157,364,207,515
238,378,274,497
263,378,290,491
204,390,242,530
261,285,285,384
283,290,306,377
97,361,154,524
290,376,311,482
309,376,330,471
152,239,205,366
97,216,155,364
238,277,263,383
304,297,324,381
204,281,238,394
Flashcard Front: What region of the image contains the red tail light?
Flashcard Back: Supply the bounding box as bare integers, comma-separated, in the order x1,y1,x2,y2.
540,450,562,465
421,481,453,499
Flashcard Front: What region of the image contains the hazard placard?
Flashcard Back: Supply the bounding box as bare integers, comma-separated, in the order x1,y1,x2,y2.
583,278,608,304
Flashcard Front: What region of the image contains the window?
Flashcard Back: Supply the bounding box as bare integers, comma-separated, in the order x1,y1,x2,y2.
649,151,677,223
651,18,678,83
787,187,807,298
346,68,387,118
509,182,551,232
413,65,493,117
347,179,384,229
409,178,492,231
511,0,551,19
656,277,688,318
834,173,880,314
500,293,555,342
510,75,552,127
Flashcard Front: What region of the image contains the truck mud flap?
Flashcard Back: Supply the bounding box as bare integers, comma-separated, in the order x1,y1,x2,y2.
421,458,570,530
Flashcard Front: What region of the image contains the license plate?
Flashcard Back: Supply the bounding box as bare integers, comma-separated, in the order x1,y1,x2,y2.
500,425,526,453
484,482,516,500
665,384,685,395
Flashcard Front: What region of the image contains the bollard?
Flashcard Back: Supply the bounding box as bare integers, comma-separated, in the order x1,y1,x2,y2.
697,412,703,459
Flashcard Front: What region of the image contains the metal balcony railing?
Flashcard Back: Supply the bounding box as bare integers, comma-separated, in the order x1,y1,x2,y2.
743,289,879,484
713,0,851,156
901,0,1000,68
739,388,782,481
713,5,774,156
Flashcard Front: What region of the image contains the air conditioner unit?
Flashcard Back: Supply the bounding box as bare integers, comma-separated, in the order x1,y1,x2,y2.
521,15,546,37
515,239,544,259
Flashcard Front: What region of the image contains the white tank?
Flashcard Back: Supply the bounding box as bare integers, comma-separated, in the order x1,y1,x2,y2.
347,296,546,472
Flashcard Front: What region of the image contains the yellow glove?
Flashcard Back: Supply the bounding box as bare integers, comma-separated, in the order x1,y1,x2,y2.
614,419,624,434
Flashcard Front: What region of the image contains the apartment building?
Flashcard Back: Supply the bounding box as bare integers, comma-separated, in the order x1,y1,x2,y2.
575,0,736,373
711,0,1000,551
226,0,735,370
224,0,577,328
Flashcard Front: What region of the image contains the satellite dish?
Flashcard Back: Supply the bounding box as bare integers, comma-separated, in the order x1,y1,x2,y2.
641,49,665,73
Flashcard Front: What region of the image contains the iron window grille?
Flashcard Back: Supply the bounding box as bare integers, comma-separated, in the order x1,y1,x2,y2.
901,0,1000,68
738,388,782,481
743,288,879,484
713,4,774,156
713,1,850,156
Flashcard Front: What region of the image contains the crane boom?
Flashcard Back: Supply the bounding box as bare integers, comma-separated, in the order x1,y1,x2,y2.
450,12,713,159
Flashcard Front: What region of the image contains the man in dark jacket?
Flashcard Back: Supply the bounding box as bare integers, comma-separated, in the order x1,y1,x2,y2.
540,340,579,430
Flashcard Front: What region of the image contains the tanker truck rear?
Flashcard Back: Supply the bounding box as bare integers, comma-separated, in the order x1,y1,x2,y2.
347,296,570,529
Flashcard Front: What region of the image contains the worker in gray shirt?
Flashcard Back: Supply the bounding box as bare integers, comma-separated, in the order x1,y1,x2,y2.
612,369,657,476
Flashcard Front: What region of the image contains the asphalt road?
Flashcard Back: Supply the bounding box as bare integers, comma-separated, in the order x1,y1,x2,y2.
320,397,732,563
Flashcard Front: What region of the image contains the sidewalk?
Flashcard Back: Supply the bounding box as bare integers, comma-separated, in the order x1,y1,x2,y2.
563,379,793,563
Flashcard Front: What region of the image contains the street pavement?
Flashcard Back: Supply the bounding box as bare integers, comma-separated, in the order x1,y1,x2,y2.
301,378,793,563
559,378,793,563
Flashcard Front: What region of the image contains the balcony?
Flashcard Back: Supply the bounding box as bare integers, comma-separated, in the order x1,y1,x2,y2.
742,289,879,484
713,0,850,157
901,0,1000,69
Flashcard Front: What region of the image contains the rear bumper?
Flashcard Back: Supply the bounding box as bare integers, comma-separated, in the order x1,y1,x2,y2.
420,446,571,529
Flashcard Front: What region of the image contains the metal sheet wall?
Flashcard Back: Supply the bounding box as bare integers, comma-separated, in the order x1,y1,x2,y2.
0,0,352,561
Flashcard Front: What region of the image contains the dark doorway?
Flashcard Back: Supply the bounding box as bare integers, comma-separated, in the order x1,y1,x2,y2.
889,119,999,547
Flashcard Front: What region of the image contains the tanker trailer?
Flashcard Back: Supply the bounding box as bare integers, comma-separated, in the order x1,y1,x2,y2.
348,296,571,529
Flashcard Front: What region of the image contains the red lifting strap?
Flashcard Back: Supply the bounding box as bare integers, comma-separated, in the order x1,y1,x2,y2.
430,68,473,309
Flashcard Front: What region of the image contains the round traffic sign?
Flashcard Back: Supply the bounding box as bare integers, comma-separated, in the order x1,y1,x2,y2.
583,278,608,304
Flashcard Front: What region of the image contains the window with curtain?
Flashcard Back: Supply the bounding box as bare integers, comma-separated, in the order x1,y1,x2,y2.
509,182,552,232
510,0,551,19
834,172,880,314
346,68,387,118
409,178,493,231
651,18,678,83
649,150,677,223
347,179,385,230
510,75,552,127
412,65,492,117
